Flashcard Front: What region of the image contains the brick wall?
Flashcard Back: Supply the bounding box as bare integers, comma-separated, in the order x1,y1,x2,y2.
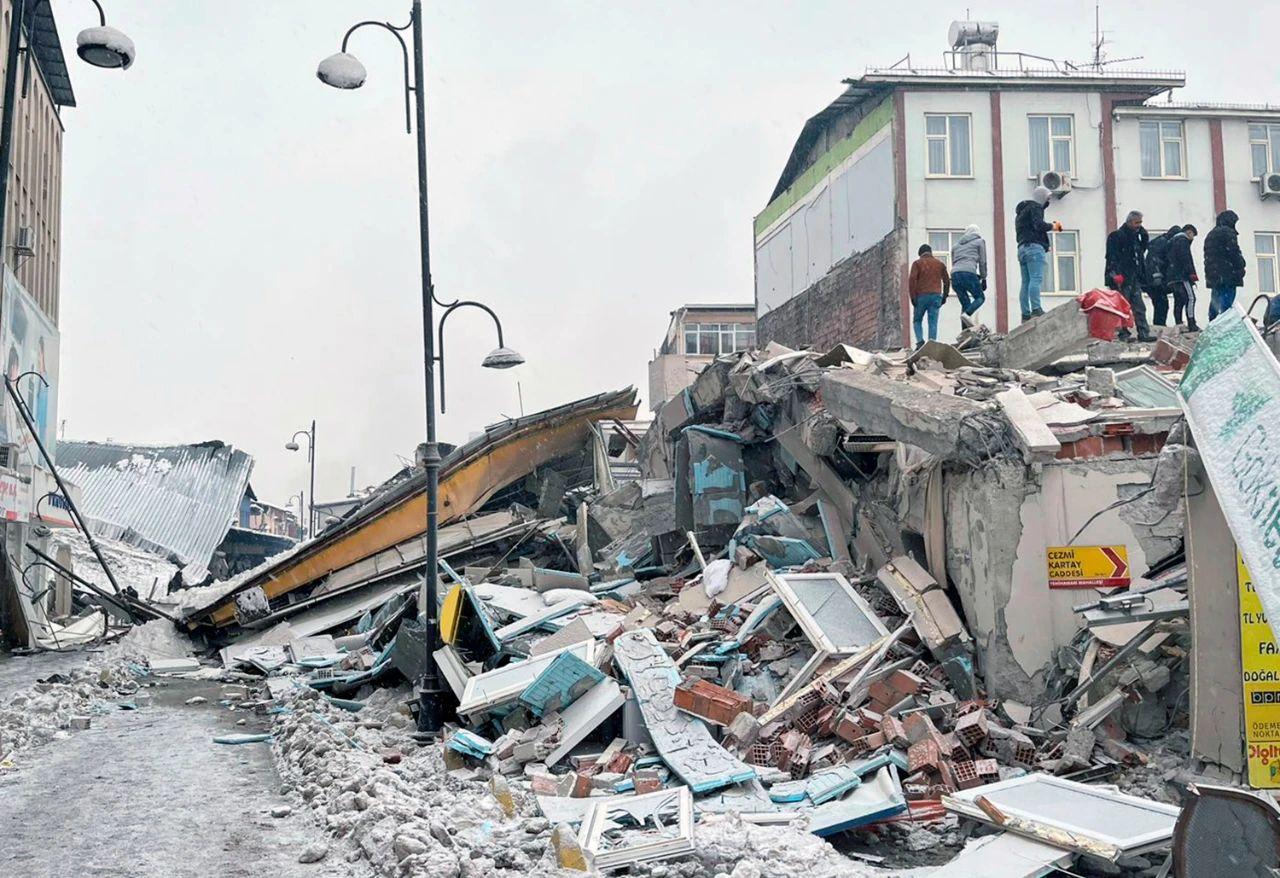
756,229,904,352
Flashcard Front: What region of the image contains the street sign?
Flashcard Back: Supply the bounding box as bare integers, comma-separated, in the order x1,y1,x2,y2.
1045,545,1130,589
1239,552,1280,788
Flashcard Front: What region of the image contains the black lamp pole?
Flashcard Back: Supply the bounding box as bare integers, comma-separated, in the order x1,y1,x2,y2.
320,1,523,737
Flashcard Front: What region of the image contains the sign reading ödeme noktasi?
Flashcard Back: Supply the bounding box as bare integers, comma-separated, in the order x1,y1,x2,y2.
1178,305,1280,649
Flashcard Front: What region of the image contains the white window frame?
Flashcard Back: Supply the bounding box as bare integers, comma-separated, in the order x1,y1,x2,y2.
924,113,973,179
1139,119,1186,180
1042,229,1081,296
1258,232,1280,295
1249,122,1280,180
682,322,755,356
1028,114,1076,179
926,229,965,271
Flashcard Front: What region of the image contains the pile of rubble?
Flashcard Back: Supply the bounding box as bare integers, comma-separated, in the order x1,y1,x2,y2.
158,301,1222,874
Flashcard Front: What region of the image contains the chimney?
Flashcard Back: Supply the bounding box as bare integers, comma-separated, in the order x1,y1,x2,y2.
949,20,999,71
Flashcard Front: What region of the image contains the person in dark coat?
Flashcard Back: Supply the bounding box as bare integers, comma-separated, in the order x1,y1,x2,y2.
1203,209,1246,320
1143,225,1182,327
1164,224,1199,331
1014,185,1060,323
1105,210,1154,342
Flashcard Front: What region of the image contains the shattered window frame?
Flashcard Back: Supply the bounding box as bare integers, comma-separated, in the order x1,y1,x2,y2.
578,786,695,870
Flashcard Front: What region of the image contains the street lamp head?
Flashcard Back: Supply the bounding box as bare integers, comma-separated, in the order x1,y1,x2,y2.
317,52,367,89
285,441,300,452
76,26,135,69
481,346,525,370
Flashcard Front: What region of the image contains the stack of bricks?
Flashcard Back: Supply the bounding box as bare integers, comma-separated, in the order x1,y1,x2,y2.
867,669,926,713
673,677,754,727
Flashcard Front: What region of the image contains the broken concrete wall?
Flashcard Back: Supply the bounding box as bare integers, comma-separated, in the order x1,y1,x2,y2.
756,229,905,353
944,455,1180,703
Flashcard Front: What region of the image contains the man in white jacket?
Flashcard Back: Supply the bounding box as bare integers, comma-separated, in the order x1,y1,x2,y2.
949,224,987,328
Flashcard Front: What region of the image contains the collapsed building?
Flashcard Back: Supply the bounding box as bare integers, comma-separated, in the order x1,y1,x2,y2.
9,292,1279,874
133,298,1277,874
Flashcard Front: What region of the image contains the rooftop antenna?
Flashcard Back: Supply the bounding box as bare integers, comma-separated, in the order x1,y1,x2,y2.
1079,3,1143,70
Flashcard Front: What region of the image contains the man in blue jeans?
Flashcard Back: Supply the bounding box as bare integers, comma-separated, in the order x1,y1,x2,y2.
1014,185,1061,322
950,224,987,328
907,243,949,348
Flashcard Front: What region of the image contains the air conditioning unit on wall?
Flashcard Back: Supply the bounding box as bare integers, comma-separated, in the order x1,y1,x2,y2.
1260,172,1280,200
1036,170,1072,198
14,226,34,257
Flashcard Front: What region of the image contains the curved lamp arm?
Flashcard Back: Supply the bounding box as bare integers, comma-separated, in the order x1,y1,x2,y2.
11,370,47,411
435,300,507,413
340,19,414,133
86,0,108,26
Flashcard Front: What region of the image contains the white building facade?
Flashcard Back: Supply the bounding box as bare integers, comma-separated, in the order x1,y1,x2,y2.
755,27,1280,351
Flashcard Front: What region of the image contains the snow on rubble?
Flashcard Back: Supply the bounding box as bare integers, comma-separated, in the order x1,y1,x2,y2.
271,685,920,878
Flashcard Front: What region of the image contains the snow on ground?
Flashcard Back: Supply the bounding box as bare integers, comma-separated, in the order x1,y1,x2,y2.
272,685,930,878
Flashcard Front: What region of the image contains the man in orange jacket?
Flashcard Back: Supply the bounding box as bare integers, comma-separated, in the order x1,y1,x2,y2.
908,244,950,348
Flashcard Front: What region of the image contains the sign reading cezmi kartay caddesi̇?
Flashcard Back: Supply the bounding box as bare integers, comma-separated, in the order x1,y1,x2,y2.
1046,545,1130,589
1239,552,1280,788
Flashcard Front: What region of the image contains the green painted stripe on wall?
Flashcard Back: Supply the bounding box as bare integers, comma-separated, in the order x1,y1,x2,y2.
754,96,894,240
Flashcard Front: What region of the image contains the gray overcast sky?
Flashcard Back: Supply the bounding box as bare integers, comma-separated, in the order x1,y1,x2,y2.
52,1,1278,507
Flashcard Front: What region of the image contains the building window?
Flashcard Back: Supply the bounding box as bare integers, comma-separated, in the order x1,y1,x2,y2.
1259,233,1280,295
926,229,965,270
924,114,972,177
1028,114,1074,178
1140,120,1185,179
1042,230,1080,295
683,323,756,356
1250,123,1280,179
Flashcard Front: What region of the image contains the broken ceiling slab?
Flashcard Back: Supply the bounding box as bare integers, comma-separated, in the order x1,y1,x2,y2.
996,387,1062,462
493,597,591,643
819,369,990,459
457,641,600,718
984,301,1093,371
529,617,597,656
578,786,694,871
930,832,1074,878
613,629,756,794
943,774,1181,860
875,555,970,659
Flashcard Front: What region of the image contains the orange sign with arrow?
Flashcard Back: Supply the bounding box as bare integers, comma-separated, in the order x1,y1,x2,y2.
1045,545,1130,589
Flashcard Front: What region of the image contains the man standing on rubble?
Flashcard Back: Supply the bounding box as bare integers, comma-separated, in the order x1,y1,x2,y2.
1105,210,1155,343
907,243,949,348
1164,224,1200,331
1204,209,1246,321
950,224,987,328
1143,225,1182,327
1014,185,1060,323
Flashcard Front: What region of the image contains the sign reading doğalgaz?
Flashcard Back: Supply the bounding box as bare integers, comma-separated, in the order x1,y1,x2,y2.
1239,552,1280,788
1045,545,1130,589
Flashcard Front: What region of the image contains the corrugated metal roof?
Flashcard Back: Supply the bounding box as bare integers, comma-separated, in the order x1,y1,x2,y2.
57,440,254,572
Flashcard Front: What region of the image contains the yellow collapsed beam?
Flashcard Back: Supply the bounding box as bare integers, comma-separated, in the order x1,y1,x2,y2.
192,389,637,630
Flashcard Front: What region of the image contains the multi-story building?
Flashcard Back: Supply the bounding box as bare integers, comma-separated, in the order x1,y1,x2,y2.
754,22,1280,351
647,303,755,412
0,1,77,647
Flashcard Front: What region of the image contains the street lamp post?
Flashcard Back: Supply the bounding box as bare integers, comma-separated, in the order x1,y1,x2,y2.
318,2,523,736
285,420,316,538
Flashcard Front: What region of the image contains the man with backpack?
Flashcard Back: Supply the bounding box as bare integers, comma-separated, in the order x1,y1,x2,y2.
1203,209,1246,320
1164,224,1200,331
1143,225,1182,327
